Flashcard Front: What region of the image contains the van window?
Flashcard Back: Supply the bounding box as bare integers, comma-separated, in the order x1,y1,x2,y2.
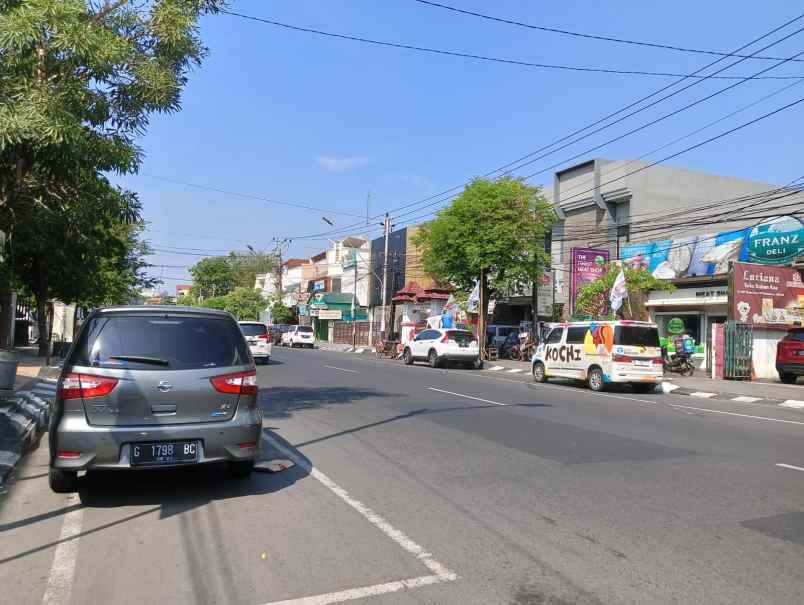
566,327,586,344
297,326,314,333
545,328,564,344
72,314,250,370
240,323,268,337
615,325,660,347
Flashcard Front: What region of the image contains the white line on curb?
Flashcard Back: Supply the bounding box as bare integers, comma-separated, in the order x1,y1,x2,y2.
261,434,458,605
731,396,762,403
689,392,717,398
780,400,804,409
487,366,504,371
322,365,358,373
776,463,804,472
506,368,523,374
661,382,680,393
41,494,83,605
428,387,509,407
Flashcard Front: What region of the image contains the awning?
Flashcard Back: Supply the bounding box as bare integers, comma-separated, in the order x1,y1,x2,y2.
646,296,727,307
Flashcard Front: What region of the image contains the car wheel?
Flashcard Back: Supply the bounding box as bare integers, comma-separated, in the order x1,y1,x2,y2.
779,372,797,384
403,348,414,365
632,383,656,394
587,367,605,392
428,349,440,368
49,468,78,493
532,361,547,383
227,460,254,478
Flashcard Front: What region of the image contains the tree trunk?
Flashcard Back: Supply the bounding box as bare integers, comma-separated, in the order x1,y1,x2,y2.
478,269,488,359
36,296,49,357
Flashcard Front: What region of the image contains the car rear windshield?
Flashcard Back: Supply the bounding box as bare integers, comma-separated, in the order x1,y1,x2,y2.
297,326,314,333
240,323,268,337
446,330,474,343
71,314,250,370
784,330,804,341
614,325,660,347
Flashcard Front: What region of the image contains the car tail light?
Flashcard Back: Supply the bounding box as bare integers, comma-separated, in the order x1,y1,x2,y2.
210,370,258,396
238,441,257,449
258,333,271,340
652,358,664,365
59,373,118,400
442,333,449,343
57,450,81,459
612,354,631,363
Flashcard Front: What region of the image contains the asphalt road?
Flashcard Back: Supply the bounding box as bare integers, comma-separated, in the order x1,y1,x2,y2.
2,347,803,605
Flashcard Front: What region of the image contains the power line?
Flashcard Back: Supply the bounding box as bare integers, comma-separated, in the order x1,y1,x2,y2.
412,0,804,63
141,174,367,218
220,9,804,80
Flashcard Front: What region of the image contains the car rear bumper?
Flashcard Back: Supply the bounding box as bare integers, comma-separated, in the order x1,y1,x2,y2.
776,363,804,375
52,406,263,471
440,352,480,361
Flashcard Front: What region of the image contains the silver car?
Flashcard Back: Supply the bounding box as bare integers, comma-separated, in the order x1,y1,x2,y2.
48,306,262,493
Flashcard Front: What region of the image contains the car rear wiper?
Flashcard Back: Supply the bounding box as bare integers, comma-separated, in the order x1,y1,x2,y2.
108,355,170,366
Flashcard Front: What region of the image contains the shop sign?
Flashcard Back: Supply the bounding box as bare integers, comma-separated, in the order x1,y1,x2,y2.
667,317,686,334
570,248,609,312
747,216,804,265
298,304,308,317
313,280,326,292
318,309,342,320
732,261,804,328
309,308,319,317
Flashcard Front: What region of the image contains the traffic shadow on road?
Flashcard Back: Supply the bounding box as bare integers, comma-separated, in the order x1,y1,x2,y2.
259,385,404,419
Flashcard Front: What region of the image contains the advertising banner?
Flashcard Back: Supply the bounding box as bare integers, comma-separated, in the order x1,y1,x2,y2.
621,215,804,280
731,261,804,328
318,309,343,320
570,248,609,312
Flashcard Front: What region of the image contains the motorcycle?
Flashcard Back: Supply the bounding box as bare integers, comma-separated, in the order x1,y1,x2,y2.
662,346,695,376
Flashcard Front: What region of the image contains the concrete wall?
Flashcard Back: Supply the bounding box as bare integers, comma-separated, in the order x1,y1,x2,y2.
752,328,786,380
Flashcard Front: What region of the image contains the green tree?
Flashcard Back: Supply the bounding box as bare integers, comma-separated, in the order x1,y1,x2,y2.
229,250,278,290
270,299,297,325
217,287,265,321
413,177,555,337
575,264,675,320
189,256,236,299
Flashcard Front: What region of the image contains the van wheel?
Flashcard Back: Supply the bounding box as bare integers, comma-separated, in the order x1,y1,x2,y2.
587,367,605,392
428,349,440,368
227,460,254,478
49,468,78,493
532,361,547,383
403,348,414,365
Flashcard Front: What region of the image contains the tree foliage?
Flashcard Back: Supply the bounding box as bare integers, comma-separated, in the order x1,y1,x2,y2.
575,264,675,320
270,298,297,325
413,177,554,293
188,250,277,300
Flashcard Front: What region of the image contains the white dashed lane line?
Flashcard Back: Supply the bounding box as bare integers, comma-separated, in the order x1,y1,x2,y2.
780,400,804,409
428,387,511,407
322,365,358,373
689,392,717,398
776,463,804,472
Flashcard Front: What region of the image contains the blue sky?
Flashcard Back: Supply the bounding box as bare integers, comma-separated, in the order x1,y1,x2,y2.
117,0,804,289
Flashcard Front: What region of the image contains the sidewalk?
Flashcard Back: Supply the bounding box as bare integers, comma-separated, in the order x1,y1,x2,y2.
0,351,60,493
661,373,804,406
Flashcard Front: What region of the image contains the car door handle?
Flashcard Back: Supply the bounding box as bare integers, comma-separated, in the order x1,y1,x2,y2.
151,404,177,414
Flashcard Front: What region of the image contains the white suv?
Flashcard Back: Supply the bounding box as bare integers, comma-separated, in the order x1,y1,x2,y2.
402,329,482,369
282,325,315,348
238,321,273,364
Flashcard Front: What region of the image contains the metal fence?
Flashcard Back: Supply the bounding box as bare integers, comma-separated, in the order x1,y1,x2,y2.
724,320,753,380
332,321,380,347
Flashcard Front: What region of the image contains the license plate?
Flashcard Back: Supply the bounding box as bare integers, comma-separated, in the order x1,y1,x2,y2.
459,342,468,348
131,441,198,466
633,360,650,367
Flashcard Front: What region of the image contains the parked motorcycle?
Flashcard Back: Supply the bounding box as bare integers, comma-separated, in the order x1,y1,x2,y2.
662,346,695,376
499,332,520,360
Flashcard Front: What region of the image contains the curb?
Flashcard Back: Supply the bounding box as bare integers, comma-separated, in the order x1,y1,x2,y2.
0,377,57,493
661,381,804,409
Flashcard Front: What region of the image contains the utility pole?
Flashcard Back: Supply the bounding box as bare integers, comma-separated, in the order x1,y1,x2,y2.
352,249,359,348
379,213,391,336
271,237,291,299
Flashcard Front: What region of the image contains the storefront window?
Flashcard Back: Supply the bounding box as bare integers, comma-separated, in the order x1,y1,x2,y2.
656,314,702,352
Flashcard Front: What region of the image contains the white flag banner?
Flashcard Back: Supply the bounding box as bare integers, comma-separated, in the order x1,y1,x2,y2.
610,270,628,312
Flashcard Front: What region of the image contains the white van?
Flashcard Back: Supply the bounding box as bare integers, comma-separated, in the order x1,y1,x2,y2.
531,321,663,392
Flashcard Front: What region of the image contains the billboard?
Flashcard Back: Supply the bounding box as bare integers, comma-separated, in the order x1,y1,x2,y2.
732,262,804,328
570,248,609,312
621,216,804,280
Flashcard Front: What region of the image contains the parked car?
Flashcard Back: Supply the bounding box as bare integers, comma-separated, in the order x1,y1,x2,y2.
282,325,315,348
238,321,273,364
402,328,482,369
531,320,663,392
48,306,262,493
269,324,287,345
776,327,804,384
485,324,520,348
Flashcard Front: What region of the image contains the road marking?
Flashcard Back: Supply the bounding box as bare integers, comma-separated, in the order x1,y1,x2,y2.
487,366,504,371
776,463,804,472
428,387,509,407
780,400,804,409
322,365,358,373
263,574,445,605
666,403,804,426
731,396,762,403
506,368,524,374
689,391,717,398
661,382,680,393
41,494,83,605
261,434,458,604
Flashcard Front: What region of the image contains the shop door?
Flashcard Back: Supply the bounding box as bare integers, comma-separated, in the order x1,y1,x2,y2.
724,321,752,379
315,318,329,341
